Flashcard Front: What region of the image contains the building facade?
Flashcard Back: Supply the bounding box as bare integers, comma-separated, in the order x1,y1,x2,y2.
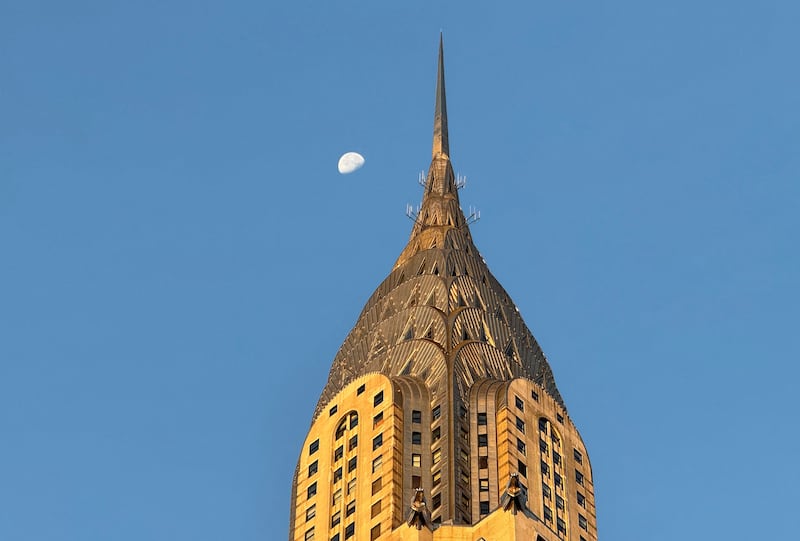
289,38,598,541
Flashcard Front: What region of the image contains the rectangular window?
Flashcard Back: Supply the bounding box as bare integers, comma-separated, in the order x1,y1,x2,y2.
517,438,526,454
556,495,565,510
308,460,318,477
477,412,487,425
574,448,583,464
554,472,563,488
432,405,441,420
345,523,355,539
373,391,384,406
309,439,320,455
542,483,551,499
576,470,584,486
346,500,355,517
478,434,488,447
371,477,382,495
579,514,588,530
329,405,338,416
372,411,383,428
307,482,317,498
348,435,357,451
332,488,342,505
413,475,421,488
371,500,381,518
553,451,561,465
432,426,441,442
357,384,365,395
515,395,524,411
412,453,421,468
305,527,315,541
516,416,525,434
531,390,539,401
412,410,422,423
331,510,341,528
412,431,422,444
479,501,489,515
347,457,357,473
544,505,553,521
479,478,489,491
541,461,550,476
540,439,548,454
306,504,316,521
370,525,381,541
372,433,383,450
372,455,382,473
432,470,441,487
347,478,356,495
518,460,527,477
331,535,340,541
557,413,564,424
432,448,441,464
577,491,586,508
335,446,343,461
557,518,566,534
432,493,441,510
333,467,342,482
538,418,547,432
460,468,469,484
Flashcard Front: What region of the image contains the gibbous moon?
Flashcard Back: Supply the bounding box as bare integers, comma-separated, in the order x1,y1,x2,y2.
338,152,365,174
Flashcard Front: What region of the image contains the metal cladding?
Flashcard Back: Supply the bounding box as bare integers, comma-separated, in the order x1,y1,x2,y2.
312,36,564,423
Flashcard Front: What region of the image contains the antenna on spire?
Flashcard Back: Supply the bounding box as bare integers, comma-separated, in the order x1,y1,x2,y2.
455,173,466,190
466,206,481,226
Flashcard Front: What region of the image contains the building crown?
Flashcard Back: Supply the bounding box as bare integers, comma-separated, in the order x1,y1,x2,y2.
313,36,564,421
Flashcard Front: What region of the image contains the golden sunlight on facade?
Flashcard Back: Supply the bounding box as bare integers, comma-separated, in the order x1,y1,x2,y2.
289,37,598,541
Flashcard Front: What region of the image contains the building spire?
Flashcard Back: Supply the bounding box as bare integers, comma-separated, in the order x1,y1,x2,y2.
432,33,449,158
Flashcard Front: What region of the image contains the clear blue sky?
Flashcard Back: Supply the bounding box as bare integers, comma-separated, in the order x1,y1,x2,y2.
2,1,798,540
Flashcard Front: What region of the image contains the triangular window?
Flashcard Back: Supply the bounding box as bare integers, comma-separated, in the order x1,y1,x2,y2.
425,291,436,307
505,340,516,359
